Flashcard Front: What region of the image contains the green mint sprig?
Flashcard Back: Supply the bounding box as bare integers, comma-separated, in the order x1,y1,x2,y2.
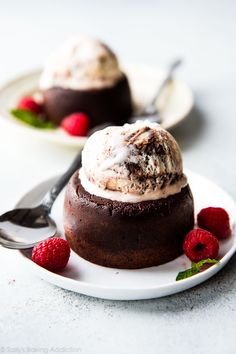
11,109,55,129
176,258,219,281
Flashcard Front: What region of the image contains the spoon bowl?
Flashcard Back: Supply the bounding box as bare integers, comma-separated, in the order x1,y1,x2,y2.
0,206,57,249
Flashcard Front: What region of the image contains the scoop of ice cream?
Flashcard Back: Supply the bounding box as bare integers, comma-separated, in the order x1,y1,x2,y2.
39,36,122,90
80,121,187,200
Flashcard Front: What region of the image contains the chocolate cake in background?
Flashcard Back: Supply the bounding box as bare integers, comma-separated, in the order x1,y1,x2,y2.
64,121,194,269
39,36,132,127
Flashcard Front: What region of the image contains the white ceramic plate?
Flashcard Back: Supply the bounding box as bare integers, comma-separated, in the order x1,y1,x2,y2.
0,63,193,148
17,170,236,300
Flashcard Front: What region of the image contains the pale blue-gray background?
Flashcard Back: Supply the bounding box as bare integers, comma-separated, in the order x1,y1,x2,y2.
0,1,236,353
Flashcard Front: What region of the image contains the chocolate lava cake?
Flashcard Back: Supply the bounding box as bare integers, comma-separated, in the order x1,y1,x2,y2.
39,36,132,127
64,121,194,269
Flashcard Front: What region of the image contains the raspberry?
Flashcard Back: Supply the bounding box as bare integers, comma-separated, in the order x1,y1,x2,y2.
183,229,219,262
61,112,90,136
197,207,231,239
32,237,70,271
17,96,43,114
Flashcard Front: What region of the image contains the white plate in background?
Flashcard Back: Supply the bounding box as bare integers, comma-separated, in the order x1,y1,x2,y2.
0,63,193,148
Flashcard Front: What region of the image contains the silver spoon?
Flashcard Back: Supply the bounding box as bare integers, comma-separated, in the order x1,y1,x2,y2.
0,153,82,249
0,58,182,249
128,58,182,124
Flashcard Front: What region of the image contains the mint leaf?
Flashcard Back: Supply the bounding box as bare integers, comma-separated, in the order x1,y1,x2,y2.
195,258,219,270
176,258,219,281
176,267,198,281
11,109,55,129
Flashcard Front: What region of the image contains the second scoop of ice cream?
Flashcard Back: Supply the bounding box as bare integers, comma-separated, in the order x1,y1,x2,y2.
39,36,122,90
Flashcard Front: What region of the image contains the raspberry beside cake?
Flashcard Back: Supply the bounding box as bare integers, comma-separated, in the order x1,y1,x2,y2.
64,121,194,269
39,36,132,127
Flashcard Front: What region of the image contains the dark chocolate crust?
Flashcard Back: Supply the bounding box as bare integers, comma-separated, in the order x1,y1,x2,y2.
64,171,194,269
42,75,132,127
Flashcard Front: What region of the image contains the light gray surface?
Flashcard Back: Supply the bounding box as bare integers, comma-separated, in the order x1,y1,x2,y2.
0,0,236,353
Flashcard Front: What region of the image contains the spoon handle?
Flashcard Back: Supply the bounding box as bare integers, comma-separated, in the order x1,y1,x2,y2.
144,59,182,116
149,58,182,107
129,58,182,122
41,151,82,212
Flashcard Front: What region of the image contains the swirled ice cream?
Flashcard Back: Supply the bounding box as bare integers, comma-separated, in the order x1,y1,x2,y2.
39,36,122,90
80,121,187,202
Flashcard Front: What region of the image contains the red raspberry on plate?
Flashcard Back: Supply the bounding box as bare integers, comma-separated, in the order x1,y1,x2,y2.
183,228,219,262
61,112,90,136
197,207,231,239
18,96,43,114
32,237,70,272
